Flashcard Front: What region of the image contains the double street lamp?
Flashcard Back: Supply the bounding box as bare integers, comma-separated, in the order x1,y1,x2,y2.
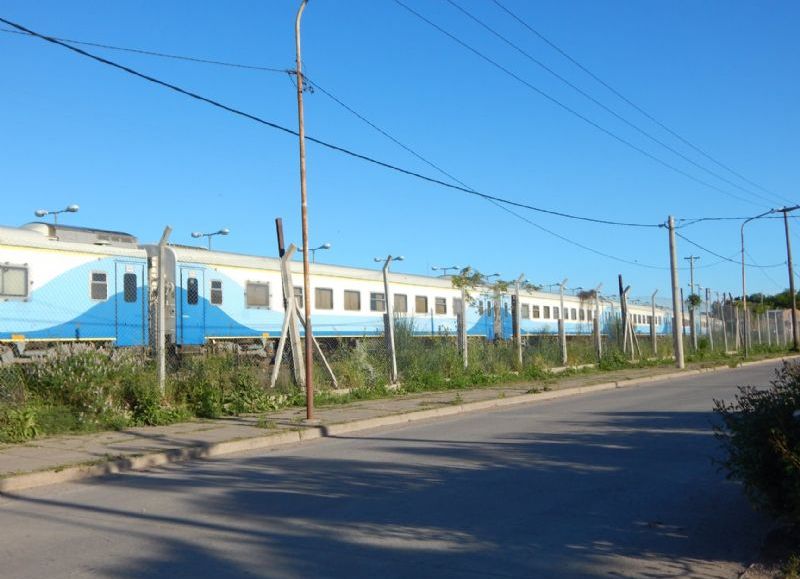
298,242,331,263
34,204,79,226
191,228,230,250
432,265,460,277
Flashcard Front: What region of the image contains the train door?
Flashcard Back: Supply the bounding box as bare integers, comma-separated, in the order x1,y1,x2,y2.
178,267,205,345
114,261,147,347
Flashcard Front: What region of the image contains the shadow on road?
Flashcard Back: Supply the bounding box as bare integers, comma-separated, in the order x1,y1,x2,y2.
2,409,764,578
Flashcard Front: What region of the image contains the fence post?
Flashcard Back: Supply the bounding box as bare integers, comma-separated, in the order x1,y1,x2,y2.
458,289,468,369
514,275,524,368
156,226,172,394
559,278,568,365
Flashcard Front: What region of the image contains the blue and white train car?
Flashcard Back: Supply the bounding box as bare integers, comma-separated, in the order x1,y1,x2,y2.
0,223,149,351
151,246,493,348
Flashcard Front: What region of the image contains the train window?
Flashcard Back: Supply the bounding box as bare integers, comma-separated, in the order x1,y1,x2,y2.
123,273,137,303
294,286,303,308
435,297,447,315
588,310,593,321
90,272,108,300
415,295,428,314
370,292,385,312
452,297,463,315
579,309,585,321
521,304,529,319
478,301,484,315
394,293,408,313
210,280,223,305
315,288,333,310
570,308,577,320
0,265,28,298
187,277,199,305
246,281,270,308
344,290,361,311
543,306,550,319
532,305,540,319
553,306,559,319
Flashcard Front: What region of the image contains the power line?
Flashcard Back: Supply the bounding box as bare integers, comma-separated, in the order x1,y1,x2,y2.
675,230,786,268
744,249,784,290
490,0,791,206
0,26,291,74
445,0,781,208
393,0,763,208
0,16,662,231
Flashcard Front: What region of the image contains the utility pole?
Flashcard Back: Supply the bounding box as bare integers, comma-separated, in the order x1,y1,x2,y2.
684,255,700,351
294,0,314,420
778,206,800,350
559,278,568,366
668,216,685,368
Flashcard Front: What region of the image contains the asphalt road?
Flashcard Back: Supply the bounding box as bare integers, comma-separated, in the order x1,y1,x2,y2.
0,363,781,578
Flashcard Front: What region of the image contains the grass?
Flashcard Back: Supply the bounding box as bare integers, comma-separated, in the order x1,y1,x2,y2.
0,326,794,443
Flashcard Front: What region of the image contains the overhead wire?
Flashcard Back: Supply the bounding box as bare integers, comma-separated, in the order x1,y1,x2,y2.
393,0,764,208
0,26,291,74
0,16,662,231
445,0,781,208
675,231,786,268
489,0,791,207
3,16,779,275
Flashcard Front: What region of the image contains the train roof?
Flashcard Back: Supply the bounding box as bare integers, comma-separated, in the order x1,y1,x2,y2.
0,223,144,256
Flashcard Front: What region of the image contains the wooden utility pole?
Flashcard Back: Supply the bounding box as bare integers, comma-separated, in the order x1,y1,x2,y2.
668,216,685,368
294,0,314,420
718,292,729,353
618,274,627,350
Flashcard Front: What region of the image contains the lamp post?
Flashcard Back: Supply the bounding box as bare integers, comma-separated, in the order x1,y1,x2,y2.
741,209,775,357
432,265,460,277
34,204,79,226
374,255,404,384
298,242,331,263
191,228,230,250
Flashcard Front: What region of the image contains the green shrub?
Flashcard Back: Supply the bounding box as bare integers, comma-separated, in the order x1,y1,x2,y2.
714,361,800,523
0,406,40,442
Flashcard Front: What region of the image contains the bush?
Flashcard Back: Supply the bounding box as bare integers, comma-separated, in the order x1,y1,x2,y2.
714,361,800,523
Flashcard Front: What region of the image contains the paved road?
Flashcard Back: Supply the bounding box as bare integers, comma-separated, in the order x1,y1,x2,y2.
0,363,781,578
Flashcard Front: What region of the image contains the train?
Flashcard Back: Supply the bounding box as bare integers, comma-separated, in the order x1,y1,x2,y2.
0,221,673,362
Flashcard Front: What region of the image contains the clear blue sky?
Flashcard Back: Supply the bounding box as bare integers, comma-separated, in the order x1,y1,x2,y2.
1,1,797,303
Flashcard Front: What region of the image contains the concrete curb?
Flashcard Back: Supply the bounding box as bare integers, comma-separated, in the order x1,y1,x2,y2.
2,354,797,493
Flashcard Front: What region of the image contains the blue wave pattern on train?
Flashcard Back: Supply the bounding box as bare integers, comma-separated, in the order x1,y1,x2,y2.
0,222,673,353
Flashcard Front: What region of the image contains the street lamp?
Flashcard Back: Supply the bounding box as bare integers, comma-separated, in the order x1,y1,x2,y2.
34,204,79,226
374,255,404,384
191,228,230,250
298,242,331,263
741,209,775,356
432,265,460,277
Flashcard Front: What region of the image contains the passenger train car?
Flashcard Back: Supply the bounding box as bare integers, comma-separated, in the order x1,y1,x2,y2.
0,221,673,361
